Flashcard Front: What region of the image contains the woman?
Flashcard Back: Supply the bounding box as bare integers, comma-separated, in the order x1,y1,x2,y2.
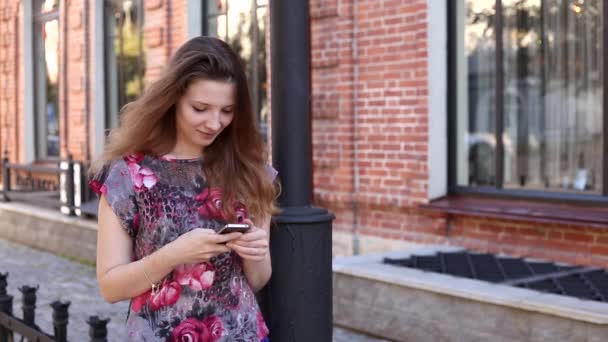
89,36,278,341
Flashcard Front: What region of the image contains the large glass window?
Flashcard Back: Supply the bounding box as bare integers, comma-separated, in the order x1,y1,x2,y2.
34,0,61,159
455,0,605,197
104,0,145,129
204,0,269,136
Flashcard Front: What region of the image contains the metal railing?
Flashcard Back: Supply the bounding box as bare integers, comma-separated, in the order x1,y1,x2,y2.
0,273,109,342
1,155,80,216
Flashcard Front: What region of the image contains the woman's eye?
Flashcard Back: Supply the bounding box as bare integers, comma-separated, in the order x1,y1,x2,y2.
193,106,207,113
222,109,234,114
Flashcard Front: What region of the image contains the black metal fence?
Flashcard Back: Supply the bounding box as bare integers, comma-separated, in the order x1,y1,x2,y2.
0,273,109,342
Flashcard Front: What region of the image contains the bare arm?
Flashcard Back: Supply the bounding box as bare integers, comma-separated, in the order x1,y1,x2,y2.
96,196,242,303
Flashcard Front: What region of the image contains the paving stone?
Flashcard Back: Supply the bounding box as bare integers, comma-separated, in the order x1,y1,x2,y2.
0,238,387,341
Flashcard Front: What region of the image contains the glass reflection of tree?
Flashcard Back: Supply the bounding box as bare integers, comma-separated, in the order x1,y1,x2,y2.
226,9,268,131
465,0,603,192
114,1,145,108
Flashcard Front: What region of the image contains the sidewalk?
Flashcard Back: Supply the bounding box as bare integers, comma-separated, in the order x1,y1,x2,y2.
0,238,389,341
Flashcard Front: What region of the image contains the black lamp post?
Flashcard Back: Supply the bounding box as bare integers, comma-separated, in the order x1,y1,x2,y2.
261,0,335,341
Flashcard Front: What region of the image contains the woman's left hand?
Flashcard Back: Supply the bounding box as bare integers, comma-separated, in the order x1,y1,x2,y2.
226,219,269,262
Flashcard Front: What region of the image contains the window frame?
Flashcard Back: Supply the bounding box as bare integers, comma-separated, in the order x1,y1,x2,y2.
447,0,608,205
202,0,269,135
33,1,61,161
102,0,146,131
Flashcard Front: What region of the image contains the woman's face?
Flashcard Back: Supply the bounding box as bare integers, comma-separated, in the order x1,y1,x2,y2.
175,79,236,153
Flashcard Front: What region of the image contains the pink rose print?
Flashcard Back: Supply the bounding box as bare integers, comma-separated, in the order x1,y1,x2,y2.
127,162,158,192
195,188,224,220
169,316,224,342
125,153,145,164
130,279,182,313
233,202,249,223
132,213,141,231
195,188,250,222
257,311,269,339
88,180,107,195
149,279,182,311
174,263,215,291
130,291,148,313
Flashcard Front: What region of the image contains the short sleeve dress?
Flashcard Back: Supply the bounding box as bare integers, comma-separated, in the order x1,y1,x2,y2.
91,153,273,342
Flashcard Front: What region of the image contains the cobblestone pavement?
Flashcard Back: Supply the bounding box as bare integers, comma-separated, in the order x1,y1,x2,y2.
0,239,388,341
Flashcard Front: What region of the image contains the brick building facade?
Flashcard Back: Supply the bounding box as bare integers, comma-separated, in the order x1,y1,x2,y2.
1,0,607,267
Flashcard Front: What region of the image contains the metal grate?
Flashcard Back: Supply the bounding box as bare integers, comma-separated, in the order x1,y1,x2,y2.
384,251,607,303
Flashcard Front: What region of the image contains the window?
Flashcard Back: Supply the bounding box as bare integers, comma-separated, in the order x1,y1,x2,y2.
452,0,607,199
203,0,269,137
104,0,146,129
34,0,60,159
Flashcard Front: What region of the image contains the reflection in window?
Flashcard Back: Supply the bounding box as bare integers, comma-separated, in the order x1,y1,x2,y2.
34,1,60,158
40,0,59,13
204,0,268,137
104,0,146,129
457,0,604,194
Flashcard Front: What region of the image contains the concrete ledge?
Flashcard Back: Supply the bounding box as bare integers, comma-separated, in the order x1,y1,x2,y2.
333,246,608,341
0,202,97,264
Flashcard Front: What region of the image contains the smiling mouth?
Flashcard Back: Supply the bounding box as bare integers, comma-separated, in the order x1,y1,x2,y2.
197,130,216,138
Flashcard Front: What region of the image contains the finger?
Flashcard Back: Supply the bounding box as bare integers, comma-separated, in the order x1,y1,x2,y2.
228,239,268,249
226,244,267,257
238,230,267,242
210,245,232,255
192,228,216,234
212,232,243,243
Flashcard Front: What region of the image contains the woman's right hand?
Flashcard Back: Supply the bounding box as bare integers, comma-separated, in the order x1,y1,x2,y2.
167,228,242,265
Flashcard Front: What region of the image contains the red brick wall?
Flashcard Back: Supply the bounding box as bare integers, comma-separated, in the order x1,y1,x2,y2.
0,1,21,163
144,0,188,83
449,217,608,267
0,0,190,165
1,0,606,268
311,0,438,243
309,0,608,267
64,0,88,162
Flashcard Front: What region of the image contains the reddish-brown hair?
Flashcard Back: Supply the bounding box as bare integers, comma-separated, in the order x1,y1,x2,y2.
90,36,277,221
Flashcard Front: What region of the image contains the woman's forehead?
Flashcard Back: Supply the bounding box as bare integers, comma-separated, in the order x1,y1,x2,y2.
185,79,236,106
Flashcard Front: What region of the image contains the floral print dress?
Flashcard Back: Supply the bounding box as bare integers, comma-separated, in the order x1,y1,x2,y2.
91,154,274,342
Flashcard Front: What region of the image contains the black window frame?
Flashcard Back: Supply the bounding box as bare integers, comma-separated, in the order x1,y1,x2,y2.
447,0,608,205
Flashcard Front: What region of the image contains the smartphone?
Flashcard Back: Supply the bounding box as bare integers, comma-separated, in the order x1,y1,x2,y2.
218,223,250,234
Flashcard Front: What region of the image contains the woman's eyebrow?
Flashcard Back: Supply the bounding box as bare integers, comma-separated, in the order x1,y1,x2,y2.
191,101,210,106
191,101,234,107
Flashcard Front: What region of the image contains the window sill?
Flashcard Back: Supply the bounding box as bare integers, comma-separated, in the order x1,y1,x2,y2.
420,194,608,228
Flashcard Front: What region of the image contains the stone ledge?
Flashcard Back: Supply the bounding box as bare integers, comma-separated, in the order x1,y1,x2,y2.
334,246,608,325
333,246,608,341
0,202,97,264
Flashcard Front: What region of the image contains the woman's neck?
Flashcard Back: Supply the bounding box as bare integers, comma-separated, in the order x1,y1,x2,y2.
169,141,204,160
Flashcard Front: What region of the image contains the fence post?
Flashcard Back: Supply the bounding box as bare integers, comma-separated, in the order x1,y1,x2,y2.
65,155,75,216
87,316,109,342
51,301,70,342
2,153,10,202
0,273,14,342
18,286,38,328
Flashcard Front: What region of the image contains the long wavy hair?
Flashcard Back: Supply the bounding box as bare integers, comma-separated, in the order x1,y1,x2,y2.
90,36,278,221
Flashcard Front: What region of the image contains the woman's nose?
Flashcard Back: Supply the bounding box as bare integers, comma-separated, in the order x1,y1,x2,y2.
205,112,222,131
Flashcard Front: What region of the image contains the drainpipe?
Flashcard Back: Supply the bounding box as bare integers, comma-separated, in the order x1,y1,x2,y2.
84,0,90,162
13,2,21,162
351,0,360,255
165,0,172,60
62,0,69,156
